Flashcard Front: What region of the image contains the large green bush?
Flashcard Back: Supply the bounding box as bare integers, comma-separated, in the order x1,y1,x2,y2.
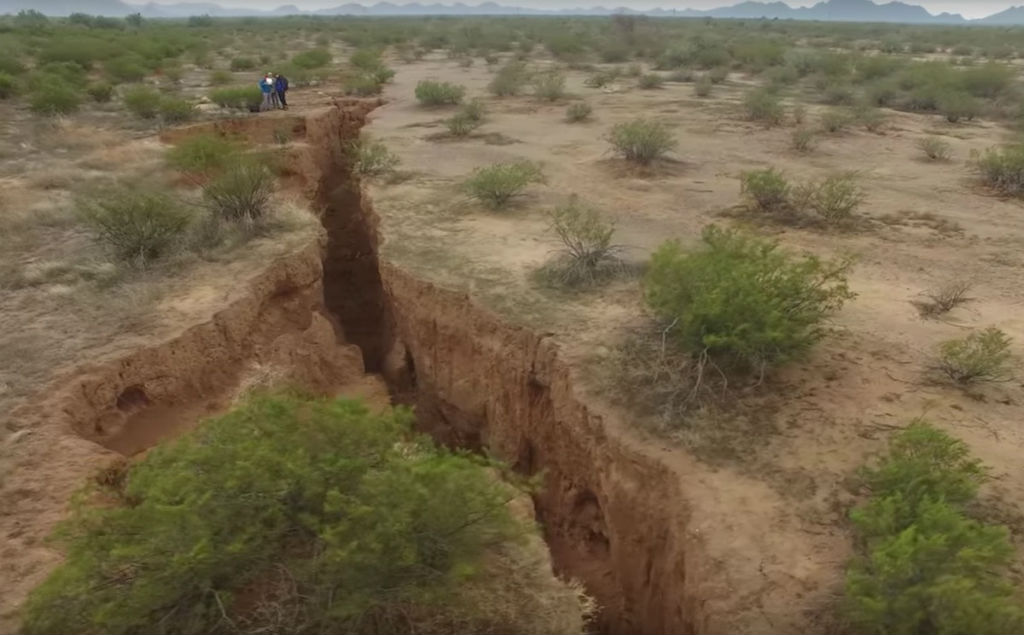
23,394,588,635
291,47,331,69
122,85,162,119
29,82,82,115
0,72,16,99
209,85,263,110
845,422,1024,635
607,118,676,165
934,327,1014,385
77,187,192,263
415,79,466,106
974,144,1024,197
104,55,148,83
644,225,854,369
166,133,243,174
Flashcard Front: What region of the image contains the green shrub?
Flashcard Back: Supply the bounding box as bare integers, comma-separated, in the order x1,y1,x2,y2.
541,196,623,288
741,168,790,212
415,79,465,106
0,73,16,99
350,137,400,177
608,118,676,165
566,101,593,122
445,111,481,137
694,75,712,97
158,97,196,123
461,98,486,122
104,55,148,83
166,133,243,174
853,104,887,132
820,109,853,133
489,61,530,96
77,188,191,263
794,173,864,225
845,422,1024,635
961,62,1015,98
85,82,113,102
29,83,82,115
974,144,1024,196
342,73,383,96
208,69,231,85
585,68,619,88
791,127,815,153
533,71,566,101
822,83,856,105
230,56,256,71
0,56,25,76
210,85,262,110
743,88,784,127
637,73,664,89
626,63,643,77
934,328,1014,385
291,47,331,69
644,225,854,369
940,91,980,123
22,394,586,635
350,47,384,70
463,160,545,208
918,136,952,161
122,85,162,119
708,66,729,84
369,64,395,85
792,104,807,124
203,162,275,223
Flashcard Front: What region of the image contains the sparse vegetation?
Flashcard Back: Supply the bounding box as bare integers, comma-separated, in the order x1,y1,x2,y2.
539,195,623,288
694,76,713,97
914,279,972,317
463,160,545,208
608,118,677,165
85,81,113,103
644,225,854,371
934,327,1014,385
22,394,590,635
820,109,853,133
166,133,243,175
77,187,192,264
122,85,162,119
445,111,481,137
918,136,953,161
566,101,593,122
532,71,567,101
157,97,195,124
791,127,816,153
638,73,664,89
29,82,81,115
415,79,466,106
974,144,1024,196
744,88,784,127
202,162,275,224
210,85,263,111
741,168,791,212
290,47,331,69
489,61,530,96
795,173,865,225
845,421,1024,635
350,137,401,177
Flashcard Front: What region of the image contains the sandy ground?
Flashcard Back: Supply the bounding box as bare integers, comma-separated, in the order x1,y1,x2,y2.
364,54,1024,625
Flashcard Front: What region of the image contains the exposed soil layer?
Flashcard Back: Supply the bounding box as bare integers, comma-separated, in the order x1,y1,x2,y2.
1,101,701,634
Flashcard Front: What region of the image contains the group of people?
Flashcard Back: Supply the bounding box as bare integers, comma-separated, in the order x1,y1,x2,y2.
259,73,289,111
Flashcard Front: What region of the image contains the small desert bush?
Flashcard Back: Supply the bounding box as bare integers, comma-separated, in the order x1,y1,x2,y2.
637,73,664,89
644,225,854,369
445,111,482,137
104,55,148,83
157,97,195,123
792,104,807,124
122,86,162,119
203,162,275,223
540,196,623,288
229,56,256,71
210,85,262,110
0,72,16,99
86,82,113,103
208,69,231,85
933,327,1014,385
533,71,566,101
795,173,865,225
708,66,729,83
915,279,972,317
845,421,1024,635
820,109,853,133
918,136,952,161
566,101,593,122
166,133,243,175
489,61,530,96
463,160,545,208
415,79,465,106
350,138,400,177
584,69,619,88
22,394,589,635
29,82,81,115
743,88,784,127
791,127,816,153
77,188,192,264
974,145,1024,196
460,99,486,123
668,69,694,82
625,63,643,77
741,168,791,212
940,91,980,123
291,48,331,69
342,73,384,97
853,105,887,132
608,118,677,165
694,76,712,97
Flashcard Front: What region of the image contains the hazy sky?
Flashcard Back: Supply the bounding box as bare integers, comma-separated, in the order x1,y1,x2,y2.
175,1,1016,20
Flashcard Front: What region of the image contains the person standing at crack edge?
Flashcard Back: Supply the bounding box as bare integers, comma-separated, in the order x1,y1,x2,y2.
259,72,275,112
275,73,289,110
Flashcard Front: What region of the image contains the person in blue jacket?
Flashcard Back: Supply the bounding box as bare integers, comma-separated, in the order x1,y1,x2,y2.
259,73,274,111
274,73,289,110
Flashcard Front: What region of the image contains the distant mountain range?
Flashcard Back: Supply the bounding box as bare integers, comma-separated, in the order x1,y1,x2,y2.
5,0,1024,25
